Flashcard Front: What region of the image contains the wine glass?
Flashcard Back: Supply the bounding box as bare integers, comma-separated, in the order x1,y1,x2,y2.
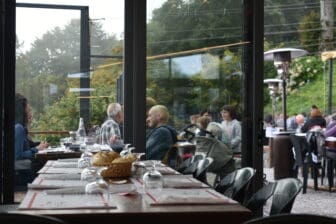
77,143,92,169
142,160,163,193
81,167,99,182
85,178,109,194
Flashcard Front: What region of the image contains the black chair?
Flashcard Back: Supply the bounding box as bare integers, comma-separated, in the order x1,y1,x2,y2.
290,133,321,193
179,154,204,174
244,213,336,224
215,167,255,204
269,178,302,215
243,182,276,218
193,157,213,183
0,213,67,224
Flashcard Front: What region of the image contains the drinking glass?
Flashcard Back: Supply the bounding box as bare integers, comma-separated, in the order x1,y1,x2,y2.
85,178,109,194
81,167,99,182
77,143,92,169
142,160,163,193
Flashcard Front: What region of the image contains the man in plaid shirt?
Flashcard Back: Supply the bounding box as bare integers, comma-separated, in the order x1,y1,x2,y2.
99,103,124,152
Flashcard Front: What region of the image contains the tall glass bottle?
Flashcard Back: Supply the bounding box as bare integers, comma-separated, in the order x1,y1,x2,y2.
77,117,86,143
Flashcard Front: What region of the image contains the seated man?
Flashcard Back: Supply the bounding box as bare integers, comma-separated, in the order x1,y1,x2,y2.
146,105,177,161
100,103,124,152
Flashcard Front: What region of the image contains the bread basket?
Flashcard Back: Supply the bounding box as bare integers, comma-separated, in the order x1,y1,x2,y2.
100,162,132,178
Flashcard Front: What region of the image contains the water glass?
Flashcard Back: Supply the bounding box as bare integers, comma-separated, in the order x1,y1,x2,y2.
81,167,99,182
142,161,163,193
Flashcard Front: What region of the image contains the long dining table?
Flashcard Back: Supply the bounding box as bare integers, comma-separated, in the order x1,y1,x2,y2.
14,158,252,224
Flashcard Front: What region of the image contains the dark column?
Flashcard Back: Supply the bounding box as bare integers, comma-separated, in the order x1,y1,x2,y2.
80,7,90,127
124,0,146,152
2,0,16,204
328,58,333,115
242,0,264,212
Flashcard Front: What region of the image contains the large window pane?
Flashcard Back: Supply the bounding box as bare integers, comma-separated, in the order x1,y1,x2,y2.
146,0,247,154
15,1,124,144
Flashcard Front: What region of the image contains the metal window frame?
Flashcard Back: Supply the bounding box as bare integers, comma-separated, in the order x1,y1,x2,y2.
16,3,91,125
1,0,263,205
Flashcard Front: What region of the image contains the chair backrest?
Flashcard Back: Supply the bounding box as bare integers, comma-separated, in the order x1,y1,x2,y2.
243,182,276,218
193,157,214,183
244,213,336,224
0,213,67,224
270,178,302,215
230,167,255,203
215,167,255,204
180,154,205,174
214,169,237,194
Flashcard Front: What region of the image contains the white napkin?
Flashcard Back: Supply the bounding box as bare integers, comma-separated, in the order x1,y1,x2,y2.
57,158,79,162
40,173,81,180
53,162,78,168
44,187,85,195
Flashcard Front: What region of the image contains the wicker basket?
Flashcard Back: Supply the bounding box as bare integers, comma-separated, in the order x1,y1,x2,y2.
100,162,132,178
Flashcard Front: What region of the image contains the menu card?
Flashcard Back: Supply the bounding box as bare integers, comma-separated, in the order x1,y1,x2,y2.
19,191,116,210
143,188,237,205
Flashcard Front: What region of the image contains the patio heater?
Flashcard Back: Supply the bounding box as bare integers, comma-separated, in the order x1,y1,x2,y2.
264,48,308,131
264,78,282,122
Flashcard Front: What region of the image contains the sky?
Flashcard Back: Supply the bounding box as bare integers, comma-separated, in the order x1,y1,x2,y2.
16,0,165,52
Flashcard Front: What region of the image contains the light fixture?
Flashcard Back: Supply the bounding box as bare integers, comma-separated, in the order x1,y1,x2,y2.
264,48,308,131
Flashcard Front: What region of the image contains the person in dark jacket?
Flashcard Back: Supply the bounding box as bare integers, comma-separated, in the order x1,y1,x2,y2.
146,105,177,161
300,107,326,133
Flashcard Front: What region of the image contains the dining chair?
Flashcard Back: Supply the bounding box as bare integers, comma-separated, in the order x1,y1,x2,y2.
244,213,336,224
269,178,302,215
193,157,214,183
290,133,321,193
215,167,255,204
0,213,68,224
179,154,205,174
243,182,276,218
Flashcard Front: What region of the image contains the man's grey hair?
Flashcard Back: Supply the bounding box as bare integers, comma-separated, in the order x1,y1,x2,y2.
107,103,122,118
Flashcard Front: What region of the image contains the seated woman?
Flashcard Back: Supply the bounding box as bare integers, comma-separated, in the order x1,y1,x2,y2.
300,108,326,133
15,93,48,184
196,115,211,137
323,114,336,151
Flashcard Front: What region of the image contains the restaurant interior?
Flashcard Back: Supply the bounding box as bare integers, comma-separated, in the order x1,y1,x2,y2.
1,0,335,223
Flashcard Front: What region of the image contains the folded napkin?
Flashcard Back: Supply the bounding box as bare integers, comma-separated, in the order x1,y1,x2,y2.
57,158,79,162
53,162,78,168
44,187,85,195
108,184,137,195
28,179,87,189
40,173,81,180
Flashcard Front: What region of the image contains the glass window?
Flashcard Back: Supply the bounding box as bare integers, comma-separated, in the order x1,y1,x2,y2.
15,1,124,144
146,0,247,177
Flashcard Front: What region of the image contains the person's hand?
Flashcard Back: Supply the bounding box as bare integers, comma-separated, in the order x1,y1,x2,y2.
37,141,49,150
109,135,120,144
